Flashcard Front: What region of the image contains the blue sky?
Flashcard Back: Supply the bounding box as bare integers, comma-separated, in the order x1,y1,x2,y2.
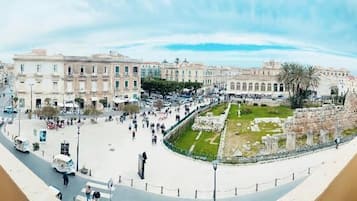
0,0,357,74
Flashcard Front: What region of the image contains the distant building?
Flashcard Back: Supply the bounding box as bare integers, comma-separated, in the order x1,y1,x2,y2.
141,62,161,78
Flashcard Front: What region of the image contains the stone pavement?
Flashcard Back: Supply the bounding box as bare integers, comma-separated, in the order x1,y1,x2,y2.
3,99,343,199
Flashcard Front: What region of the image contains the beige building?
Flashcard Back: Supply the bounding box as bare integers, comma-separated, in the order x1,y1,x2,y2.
13,49,65,110
63,52,141,109
13,50,141,111
161,61,205,83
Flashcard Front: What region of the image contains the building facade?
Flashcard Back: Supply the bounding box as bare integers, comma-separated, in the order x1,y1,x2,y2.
141,62,161,78
13,50,141,111
161,61,205,83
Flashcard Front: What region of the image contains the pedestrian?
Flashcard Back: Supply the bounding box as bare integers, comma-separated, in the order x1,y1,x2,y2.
132,131,136,140
129,124,132,131
134,123,138,131
63,173,69,187
92,191,100,201
85,185,92,201
335,137,340,149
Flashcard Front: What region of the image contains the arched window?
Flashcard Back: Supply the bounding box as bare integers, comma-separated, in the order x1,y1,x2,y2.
255,83,259,91
273,83,278,92
242,82,247,91
279,84,284,92
261,83,266,91
68,66,71,75
236,82,241,90
267,83,272,91
230,82,235,90
248,83,253,91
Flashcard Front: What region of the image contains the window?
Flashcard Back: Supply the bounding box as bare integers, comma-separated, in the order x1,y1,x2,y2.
36,64,41,73
273,83,278,92
125,66,129,75
115,66,120,76
79,81,85,92
133,66,138,74
133,80,137,88
53,82,58,90
279,84,284,92
236,82,241,90
92,65,96,74
125,80,129,88
115,81,119,89
80,66,84,75
242,82,247,91
53,64,57,73
103,81,108,91
91,81,97,92
68,66,71,75
230,82,235,90
20,64,24,73
267,83,272,91
261,83,266,91
248,83,253,91
255,83,259,91
195,71,198,77
104,66,107,74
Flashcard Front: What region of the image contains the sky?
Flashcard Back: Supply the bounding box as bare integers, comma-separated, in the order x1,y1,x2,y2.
0,0,357,74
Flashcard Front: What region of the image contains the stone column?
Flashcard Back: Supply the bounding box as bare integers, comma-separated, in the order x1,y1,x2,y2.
306,129,314,146
319,129,328,144
334,121,342,139
286,132,296,151
271,136,279,154
262,135,272,154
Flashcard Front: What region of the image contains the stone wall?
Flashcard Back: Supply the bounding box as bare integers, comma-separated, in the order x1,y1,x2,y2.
192,103,231,132
284,92,357,136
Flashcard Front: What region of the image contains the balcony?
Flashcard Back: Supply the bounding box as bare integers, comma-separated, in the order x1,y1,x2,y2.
133,72,139,77
102,74,110,79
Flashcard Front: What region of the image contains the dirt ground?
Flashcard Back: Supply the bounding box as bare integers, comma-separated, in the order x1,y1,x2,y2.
317,154,357,201
0,165,29,201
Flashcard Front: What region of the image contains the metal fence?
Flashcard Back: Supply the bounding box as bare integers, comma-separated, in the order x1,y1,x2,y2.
110,164,320,199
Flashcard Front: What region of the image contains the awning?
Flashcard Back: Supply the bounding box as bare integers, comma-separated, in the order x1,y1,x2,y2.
129,98,138,102
113,98,126,104
64,102,78,108
91,97,98,101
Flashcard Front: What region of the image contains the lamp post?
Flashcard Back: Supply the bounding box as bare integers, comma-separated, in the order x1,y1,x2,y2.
212,160,218,201
29,83,33,113
76,118,81,172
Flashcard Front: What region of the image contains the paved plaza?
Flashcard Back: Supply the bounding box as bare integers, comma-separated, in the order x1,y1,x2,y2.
2,100,345,199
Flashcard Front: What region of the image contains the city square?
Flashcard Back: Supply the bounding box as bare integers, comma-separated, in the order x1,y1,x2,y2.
1,1,357,201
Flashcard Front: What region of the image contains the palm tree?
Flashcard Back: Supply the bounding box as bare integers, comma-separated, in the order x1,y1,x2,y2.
278,63,320,108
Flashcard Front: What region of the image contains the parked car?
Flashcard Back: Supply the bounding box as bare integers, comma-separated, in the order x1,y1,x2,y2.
14,136,30,153
3,106,17,113
48,186,62,200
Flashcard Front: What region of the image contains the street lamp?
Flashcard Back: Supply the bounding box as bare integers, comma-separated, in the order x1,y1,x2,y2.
76,119,81,172
212,160,218,201
29,83,34,113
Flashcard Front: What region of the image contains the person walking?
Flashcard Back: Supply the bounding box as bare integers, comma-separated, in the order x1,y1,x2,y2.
132,131,136,140
85,185,92,201
63,173,69,187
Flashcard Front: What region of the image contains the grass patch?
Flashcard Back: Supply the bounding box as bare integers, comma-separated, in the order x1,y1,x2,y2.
224,104,293,157
172,122,199,150
343,128,357,136
192,131,220,160
201,103,228,116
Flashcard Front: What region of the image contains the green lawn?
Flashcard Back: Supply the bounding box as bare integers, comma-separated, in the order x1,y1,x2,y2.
343,128,357,136
172,122,199,150
225,104,293,157
201,103,228,116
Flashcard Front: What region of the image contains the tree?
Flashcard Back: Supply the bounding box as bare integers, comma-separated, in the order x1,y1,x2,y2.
75,98,84,109
122,103,139,114
44,98,51,106
154,99,164,111
38,106,59,119
278,63,320,108
83,105,102,122
13,96,18,107
99,99,108,107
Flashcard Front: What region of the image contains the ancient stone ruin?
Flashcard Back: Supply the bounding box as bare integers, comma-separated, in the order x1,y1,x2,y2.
192,104,231,132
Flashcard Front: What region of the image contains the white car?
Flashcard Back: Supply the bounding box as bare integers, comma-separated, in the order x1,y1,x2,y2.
52,154,76,175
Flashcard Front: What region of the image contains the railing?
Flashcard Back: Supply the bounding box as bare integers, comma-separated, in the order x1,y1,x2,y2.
99,165,320,200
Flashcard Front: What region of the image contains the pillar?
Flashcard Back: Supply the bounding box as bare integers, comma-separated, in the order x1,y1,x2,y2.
286,132,296,151
306,129,314,146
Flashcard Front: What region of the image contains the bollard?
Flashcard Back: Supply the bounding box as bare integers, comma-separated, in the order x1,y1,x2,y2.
256,183,258,192
161,186,163,194
195,190,197,199
235,187,237,196
145,183,148,191
178,188,180,197
275,178,278,187
131,179,133,187
308,167,311,175
119,176,122,183
292,173,295,181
